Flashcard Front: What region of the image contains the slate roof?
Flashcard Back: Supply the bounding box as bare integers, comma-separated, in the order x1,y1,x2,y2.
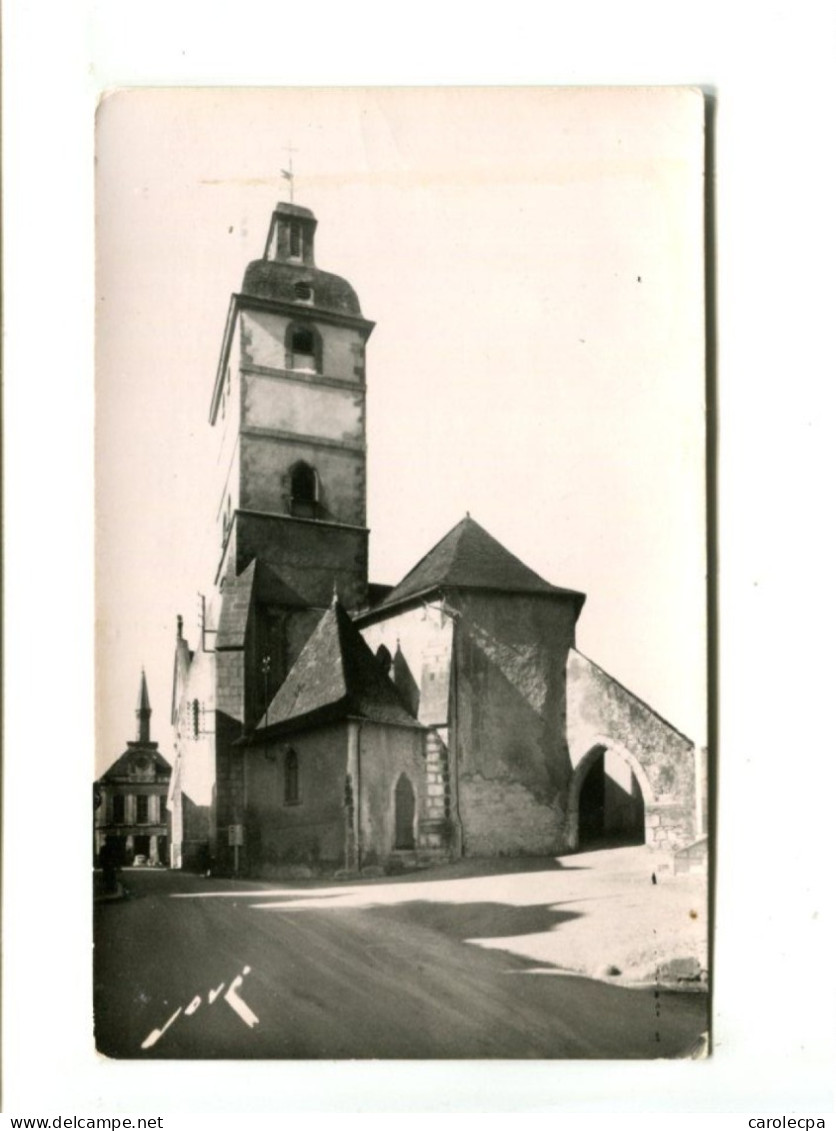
241,261,363,318
362,515,585,617
98,745,171,783
258,597,421,736
216,559,309,651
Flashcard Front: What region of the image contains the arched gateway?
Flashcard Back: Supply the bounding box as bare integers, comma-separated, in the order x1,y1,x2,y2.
567,740,652,850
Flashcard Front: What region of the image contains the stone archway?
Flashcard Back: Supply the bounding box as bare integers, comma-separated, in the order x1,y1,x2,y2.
567,739,653,850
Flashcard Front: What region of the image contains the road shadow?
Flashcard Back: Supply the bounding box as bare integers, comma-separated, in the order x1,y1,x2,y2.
355,898,582,946
354,855,589,887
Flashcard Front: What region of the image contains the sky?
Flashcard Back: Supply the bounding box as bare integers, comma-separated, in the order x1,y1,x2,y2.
95,86,706,774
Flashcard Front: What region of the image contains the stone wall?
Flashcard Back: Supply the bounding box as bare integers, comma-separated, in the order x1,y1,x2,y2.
452,591,577,857
566,648,697,851
359,603,454,728
233,512,368,611
356,721,428,866
239,308,366,384
245,724,348,870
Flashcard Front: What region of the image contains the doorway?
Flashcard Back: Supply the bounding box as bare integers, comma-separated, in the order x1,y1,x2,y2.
394,774,416,849
577,746,645,849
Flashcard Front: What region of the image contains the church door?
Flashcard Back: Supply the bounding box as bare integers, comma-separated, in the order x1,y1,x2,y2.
394,774,416,849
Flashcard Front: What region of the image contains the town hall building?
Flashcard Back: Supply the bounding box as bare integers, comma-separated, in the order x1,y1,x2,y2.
168,197,703,876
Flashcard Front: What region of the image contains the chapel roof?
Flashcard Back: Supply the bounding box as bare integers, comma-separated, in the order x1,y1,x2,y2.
257,597,421,735
361,514,586,618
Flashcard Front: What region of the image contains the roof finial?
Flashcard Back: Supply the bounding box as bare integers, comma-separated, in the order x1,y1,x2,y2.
176,614,183,640
281,142,298,204
332,579,339,606
136,668,152,744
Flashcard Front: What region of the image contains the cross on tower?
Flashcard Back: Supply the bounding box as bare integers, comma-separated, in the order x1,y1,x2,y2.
281,142,298,203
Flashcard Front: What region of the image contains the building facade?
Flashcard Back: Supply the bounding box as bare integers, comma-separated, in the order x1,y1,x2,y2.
95,671,172,866
172,197,704,875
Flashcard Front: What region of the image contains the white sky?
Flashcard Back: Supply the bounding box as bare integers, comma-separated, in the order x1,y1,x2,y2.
95,86,706,773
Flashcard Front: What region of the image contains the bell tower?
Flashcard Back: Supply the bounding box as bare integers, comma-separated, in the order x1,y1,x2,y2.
209,200,374,612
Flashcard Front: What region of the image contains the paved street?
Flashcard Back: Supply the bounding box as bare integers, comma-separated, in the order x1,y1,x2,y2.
94,862,707,1059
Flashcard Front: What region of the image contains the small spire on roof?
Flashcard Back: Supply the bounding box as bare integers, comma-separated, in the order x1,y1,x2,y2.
331,579,339,606
176,614,183,640
136,668,152,744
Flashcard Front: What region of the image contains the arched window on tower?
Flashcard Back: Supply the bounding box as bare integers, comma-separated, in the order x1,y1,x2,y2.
290,461,319,518
284,749,299,804
285,322,321,373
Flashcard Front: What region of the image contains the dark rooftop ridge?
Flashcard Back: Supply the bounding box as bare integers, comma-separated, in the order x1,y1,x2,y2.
358,514,586,621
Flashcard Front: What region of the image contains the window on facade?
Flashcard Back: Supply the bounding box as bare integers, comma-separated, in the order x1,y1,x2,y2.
290,462,319,518
136,794,149,824
290,326,315,371
294,282,313,304
289,222,302,259
192,698,200,739
284,749,300,804
112,794,125,824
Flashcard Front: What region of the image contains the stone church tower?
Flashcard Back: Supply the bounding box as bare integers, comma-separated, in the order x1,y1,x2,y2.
170,195,702,876
173,199,374,872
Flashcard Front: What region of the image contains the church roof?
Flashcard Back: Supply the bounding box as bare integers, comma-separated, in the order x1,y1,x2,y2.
362,515,586,618
216,558,311,651
241,262,363,318
258,597,421,736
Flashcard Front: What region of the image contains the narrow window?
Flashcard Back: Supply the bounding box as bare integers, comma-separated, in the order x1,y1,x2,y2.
290,327,315,371
284,749,299,804
192,698,200,739
136,795,149,824
289,222,302,259
112,794,125,824
285,322,321,373
290,462,319,518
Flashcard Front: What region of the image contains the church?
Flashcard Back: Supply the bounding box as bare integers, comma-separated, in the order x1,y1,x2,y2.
168,196,704,876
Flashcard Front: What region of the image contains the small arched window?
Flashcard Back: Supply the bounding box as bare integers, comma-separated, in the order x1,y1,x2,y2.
289,222,302,259
285,321,322,373
290,327,315,371
284,748,299,804
290,462,319,518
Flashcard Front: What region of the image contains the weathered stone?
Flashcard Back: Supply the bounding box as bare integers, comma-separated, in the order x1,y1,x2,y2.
657,956,701,982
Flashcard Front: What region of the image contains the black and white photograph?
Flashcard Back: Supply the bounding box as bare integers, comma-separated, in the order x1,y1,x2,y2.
91,86,709,1061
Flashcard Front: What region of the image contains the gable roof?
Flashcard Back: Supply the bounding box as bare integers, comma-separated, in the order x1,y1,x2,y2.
361,515,585,618
257,597,421,736
98,744,172,783
216,558,310,652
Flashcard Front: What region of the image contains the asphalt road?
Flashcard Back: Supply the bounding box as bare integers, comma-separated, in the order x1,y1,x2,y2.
94,867,707,1060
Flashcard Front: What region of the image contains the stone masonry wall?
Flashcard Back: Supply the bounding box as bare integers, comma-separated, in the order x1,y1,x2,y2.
453,591,577,857
566,648,697,851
